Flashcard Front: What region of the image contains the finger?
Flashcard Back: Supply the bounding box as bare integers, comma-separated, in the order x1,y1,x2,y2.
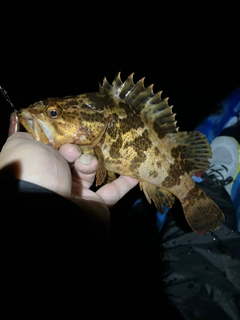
59,144,82,163
71,156,98,192
96,175,138,207
74,155,98,175
72,171,97,191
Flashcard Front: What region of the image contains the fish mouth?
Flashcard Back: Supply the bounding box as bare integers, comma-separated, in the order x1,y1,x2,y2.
18,109,51,145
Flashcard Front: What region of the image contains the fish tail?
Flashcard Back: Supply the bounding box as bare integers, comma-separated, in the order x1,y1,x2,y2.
181,185,225,234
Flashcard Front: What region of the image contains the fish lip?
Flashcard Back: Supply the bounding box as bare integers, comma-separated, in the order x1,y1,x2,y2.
18,110,50,144
35,118,54,145
27,116,46,141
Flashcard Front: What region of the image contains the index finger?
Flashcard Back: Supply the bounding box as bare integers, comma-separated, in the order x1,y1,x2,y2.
96,175,139,207
59,144,82,163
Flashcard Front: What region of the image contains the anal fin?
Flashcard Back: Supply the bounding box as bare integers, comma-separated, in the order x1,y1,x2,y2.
106,171,117,183
140,181,175,213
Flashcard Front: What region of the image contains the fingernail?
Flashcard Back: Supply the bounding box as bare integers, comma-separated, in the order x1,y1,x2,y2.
80,154,92,164
73,144,81,151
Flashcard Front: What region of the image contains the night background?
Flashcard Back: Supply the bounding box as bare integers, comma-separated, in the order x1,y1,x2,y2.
1,1,240,317
1,1,240,147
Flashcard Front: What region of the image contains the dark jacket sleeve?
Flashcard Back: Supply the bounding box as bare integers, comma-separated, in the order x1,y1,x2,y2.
0,178,111,318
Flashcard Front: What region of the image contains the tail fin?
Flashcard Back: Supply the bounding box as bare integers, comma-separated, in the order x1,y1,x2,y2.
181,185,225,234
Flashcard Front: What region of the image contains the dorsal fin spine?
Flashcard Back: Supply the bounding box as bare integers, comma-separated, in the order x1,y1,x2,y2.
100,72,178,134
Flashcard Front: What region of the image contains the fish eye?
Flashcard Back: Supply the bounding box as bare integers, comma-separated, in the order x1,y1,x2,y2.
50,110,57,117
47,107,59,118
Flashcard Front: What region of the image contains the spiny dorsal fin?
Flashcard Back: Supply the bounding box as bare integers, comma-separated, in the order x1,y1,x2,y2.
99,72,178,134
99,72,136,100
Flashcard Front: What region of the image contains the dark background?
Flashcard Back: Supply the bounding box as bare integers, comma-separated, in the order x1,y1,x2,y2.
1,1,240,146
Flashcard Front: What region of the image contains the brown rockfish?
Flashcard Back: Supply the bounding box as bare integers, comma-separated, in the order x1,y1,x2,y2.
17,73,225,234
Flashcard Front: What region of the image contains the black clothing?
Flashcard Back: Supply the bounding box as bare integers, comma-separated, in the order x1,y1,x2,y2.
0,178,239,319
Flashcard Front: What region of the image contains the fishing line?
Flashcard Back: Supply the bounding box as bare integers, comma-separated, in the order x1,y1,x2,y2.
0,86,16,111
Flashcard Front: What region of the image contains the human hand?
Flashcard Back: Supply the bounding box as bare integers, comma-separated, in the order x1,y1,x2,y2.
59,143,138,207
0,132,138,232
59,143,138,232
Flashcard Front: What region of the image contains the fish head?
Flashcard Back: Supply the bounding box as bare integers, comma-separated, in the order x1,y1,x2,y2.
18,95,110,150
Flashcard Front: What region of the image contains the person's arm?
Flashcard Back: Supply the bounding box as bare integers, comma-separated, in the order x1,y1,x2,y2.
0,132,138,235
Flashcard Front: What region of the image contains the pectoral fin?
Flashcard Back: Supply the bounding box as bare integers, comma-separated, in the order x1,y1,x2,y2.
140,181,175,213
94,145,107,186
94,145,117,186
106,171,117,183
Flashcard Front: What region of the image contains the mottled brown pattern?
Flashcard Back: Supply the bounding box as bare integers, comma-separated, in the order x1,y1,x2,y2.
129,154,146,173
154,147,161,157
162,146,186,188
83,93,106,111
153,122,167,139
162,163,180,188
17,72,225,234
62,114,76,121
106,114,119,139
119,101,141,116
156,161,161,168
124,130,152,151
149,170,158,178
183,185,203,203
171,146,182,159
109,137,123,159
118,112,144,135
122,129,152,174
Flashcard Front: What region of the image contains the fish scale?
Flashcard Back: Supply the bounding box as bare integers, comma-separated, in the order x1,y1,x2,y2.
17,72,225,234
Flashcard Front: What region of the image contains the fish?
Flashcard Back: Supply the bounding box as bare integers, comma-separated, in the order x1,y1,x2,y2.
17,72,225,234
